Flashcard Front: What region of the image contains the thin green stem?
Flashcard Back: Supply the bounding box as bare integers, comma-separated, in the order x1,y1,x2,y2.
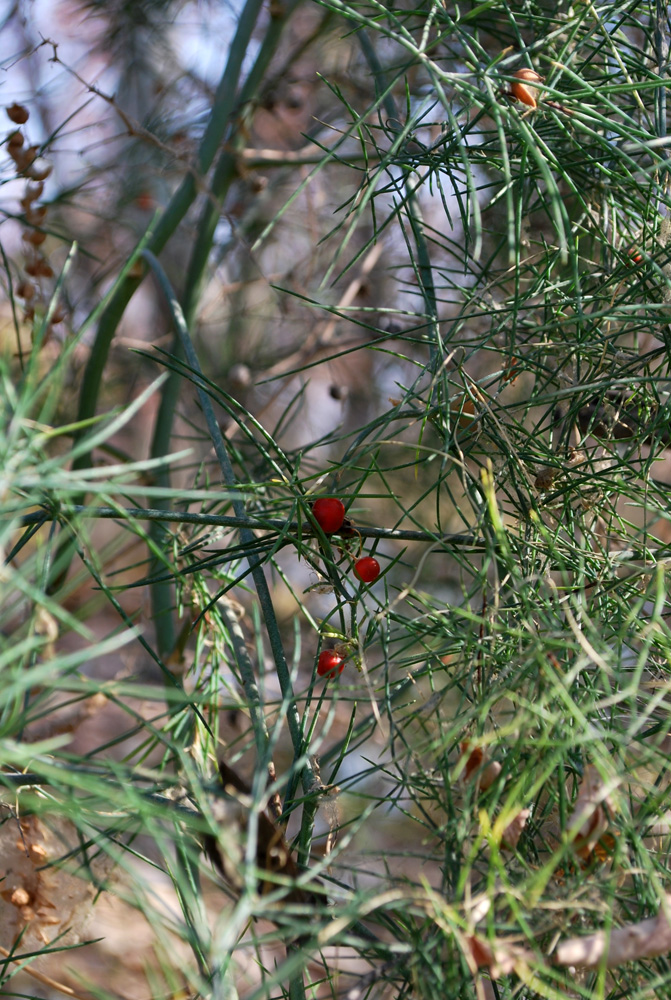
142,250,315,792
14,504,486,547
357,30,440,365
73,0,268,463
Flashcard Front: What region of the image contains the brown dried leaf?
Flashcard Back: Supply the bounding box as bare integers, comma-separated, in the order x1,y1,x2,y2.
463,933,530,979
459,741,502,791
204,760,313,906
567,764,615,860
501,809,530,850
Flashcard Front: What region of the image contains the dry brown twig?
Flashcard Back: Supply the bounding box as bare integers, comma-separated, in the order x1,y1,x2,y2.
462,900,671,981
554,897,671,969
46,41,222,209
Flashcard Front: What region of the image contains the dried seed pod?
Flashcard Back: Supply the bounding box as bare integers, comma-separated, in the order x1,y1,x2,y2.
24,258,53,278
7,130,24,150
20,144,38,166
35,259,54,278
16,280,36,300
510,68,543,109
566,448,587,466
25,228,47,246
25,204,47,225
26,157,52,181
534,466,558,491
24,181,44,202
6,103,29,124
451,392,483,429
8,145,28,168
502,358,521,383
9,144,38,173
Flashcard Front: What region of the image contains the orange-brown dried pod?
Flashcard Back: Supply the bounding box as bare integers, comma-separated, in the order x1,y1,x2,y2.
25,204,47,225
24,180,44,202
23,305,35,321
20,144,38,166
50,306,66,323
16,280,36,300
455,397,476,428
34,259,54,278
10,144,37,173
451,389,484,429
8,145,27,168
6,102,29,124
25,228,47,246
461,740,484,781
510,68,543,109
502,358,521,383
26,157,52,181
7,130,24,150
24,257,54,278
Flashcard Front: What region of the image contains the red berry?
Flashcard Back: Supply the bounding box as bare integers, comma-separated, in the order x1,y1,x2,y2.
311,497,345,534
354,556,381,583
317,650,345,678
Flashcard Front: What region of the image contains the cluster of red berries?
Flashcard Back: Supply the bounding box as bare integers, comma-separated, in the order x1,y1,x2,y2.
311,497,383,681
311,498,381,585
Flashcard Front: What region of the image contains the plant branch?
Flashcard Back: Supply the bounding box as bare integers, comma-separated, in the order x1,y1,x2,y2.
13,504,486,547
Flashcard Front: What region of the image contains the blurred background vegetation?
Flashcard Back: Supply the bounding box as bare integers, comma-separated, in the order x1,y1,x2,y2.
3,1,671,999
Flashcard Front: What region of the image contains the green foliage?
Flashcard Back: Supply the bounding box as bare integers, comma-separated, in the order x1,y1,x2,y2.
3,1,671,999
